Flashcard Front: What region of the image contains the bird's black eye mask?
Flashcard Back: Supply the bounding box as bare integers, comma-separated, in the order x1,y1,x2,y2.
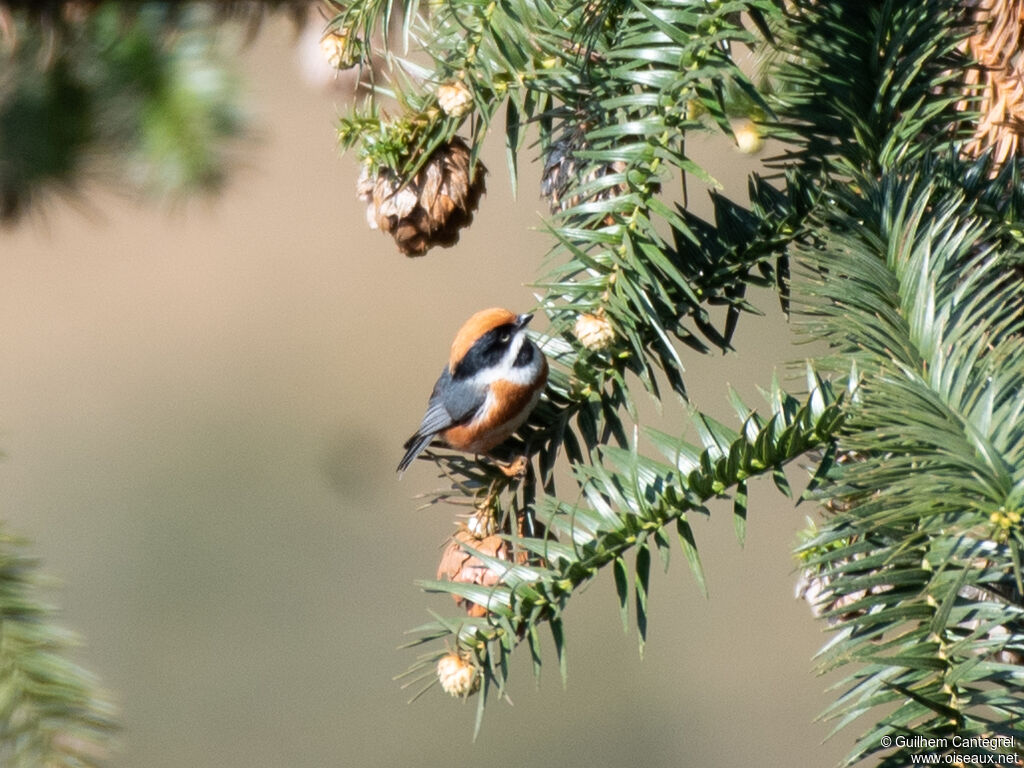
452,323,517,379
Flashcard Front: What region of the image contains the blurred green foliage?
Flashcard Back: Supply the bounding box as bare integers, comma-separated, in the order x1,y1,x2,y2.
0,3,305,765
0,2,278,222
0,527,116,768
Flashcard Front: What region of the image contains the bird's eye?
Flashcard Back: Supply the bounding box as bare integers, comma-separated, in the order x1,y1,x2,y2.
498,332,511,344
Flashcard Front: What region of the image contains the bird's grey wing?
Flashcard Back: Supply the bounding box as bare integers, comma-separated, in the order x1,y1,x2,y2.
397,369,486,472
416,368,487,433
438,370,488,424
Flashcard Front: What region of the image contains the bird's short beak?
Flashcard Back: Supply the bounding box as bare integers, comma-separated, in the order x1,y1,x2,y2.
516,313,534,328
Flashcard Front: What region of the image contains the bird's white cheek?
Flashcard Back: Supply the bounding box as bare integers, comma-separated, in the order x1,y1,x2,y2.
472,344,543,387
502,358,544,386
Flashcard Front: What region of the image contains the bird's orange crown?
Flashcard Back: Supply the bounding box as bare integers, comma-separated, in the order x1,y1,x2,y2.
448,307,519,370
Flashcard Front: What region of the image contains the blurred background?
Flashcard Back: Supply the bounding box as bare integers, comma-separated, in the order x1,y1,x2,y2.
0,15,856,767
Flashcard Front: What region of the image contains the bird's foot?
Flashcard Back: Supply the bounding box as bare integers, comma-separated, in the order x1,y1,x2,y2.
495,455,529,478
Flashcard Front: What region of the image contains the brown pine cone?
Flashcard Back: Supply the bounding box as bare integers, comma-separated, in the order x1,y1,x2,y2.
357,137,486,256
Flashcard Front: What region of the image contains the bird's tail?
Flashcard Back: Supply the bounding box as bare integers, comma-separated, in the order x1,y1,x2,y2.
397,433,433,474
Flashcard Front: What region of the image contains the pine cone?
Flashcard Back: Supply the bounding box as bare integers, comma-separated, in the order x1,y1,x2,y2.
794,567,879,625
436,509,543,618
357,138,486,256
962,0,1024,165
541,132,627,217
437,528,511,618
541,129,658,222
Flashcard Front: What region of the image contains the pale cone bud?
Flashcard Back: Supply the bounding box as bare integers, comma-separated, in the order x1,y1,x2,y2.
465,508,495,538
574,312,615,350
320,31,349,70
437,652,480,697
437,81,474,118
732,120,764,155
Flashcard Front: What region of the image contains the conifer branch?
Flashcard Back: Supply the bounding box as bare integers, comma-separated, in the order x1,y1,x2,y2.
792,166,1024,767
403,374,845,732
0,529,116,768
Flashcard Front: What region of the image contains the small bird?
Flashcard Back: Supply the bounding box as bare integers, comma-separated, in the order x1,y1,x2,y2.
397,308,548,473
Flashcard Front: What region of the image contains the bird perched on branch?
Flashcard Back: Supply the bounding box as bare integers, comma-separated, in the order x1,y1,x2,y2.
397,308,548,473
